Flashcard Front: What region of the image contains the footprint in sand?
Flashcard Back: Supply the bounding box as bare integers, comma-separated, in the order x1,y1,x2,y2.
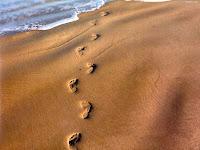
68,79,78,93
76,46,85,56
91,33,100,40
68,133,81,149
87,63,97,74
100,11,109,16
90,20,97,26
80,101,93,119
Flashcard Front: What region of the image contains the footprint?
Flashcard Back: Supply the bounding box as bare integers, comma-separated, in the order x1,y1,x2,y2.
68,79,78,93
91,33,100,40
80,101,93,119
100,11,109,16
87,63,96,74
90,20,97,26
76,46,85,56
68,133,81,149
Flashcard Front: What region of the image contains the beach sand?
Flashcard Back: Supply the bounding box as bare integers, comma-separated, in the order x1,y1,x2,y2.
1,0,200,149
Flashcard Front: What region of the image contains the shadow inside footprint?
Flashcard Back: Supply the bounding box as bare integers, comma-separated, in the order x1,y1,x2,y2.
68,133,81,147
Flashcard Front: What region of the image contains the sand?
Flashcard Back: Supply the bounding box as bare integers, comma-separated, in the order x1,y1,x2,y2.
0,0,200,149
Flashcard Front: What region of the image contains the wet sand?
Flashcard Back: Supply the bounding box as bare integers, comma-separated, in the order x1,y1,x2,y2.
0,0,200,149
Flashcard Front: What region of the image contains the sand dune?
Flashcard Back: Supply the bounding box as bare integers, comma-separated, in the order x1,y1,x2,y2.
0,0,200,149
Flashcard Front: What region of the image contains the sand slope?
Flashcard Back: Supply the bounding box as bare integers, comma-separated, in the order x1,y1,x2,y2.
1,0,200,149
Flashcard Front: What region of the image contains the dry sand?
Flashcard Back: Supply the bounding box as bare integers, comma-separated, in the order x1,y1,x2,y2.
0,0,200,149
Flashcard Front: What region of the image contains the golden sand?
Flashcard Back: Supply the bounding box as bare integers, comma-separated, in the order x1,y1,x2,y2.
0,0,200,149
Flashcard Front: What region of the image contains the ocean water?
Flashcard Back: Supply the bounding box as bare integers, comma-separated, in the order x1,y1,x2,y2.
0,0,114,36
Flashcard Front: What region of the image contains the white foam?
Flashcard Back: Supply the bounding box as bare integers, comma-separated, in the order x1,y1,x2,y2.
37,0,106,31
38,14,79,30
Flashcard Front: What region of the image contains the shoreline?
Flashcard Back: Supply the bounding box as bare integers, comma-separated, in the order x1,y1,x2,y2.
0,0,115,37
1,0,200,149
0,0,175,37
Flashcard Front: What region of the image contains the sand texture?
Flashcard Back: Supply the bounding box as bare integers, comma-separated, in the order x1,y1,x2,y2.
0,0,200,149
